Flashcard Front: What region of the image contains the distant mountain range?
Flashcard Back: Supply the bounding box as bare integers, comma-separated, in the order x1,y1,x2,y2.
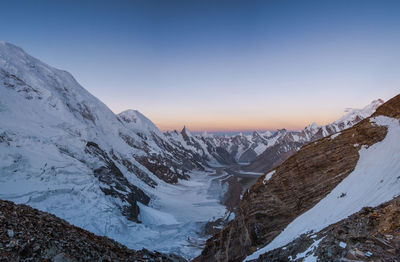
173,99,384,171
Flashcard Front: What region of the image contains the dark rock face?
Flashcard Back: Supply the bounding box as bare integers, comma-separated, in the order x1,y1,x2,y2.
180,128,237,166
221,176,243,214
238,149,257,163
195,95,400,262
120,126,206,185
112,153,158,188
0,199,186,262
214,147,237,165
132,131,210,184
243,141,302,173
136,156,188,184
254,196,400,261
177,127,238,166
85,142,150,223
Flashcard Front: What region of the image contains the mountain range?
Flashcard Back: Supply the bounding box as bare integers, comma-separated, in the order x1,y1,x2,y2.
0,42,398,261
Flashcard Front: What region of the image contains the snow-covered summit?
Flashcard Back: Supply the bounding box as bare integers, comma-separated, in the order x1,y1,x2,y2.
334,99,384,127
181,125,192,137
118,109,162,136
304,122,320,135
0,40,120,134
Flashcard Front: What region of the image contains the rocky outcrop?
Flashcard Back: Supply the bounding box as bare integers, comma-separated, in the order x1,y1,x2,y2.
136,156,189,184
195,95,399,262
85,142,150,223
0,199,185,262
253,196,400,261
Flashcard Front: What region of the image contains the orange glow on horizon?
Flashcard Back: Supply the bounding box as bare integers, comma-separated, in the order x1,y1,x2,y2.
154,112,343,133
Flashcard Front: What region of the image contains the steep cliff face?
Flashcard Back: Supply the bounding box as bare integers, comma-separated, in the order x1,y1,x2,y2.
196,95,400,262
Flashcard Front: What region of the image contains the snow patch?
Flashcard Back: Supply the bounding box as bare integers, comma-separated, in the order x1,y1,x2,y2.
263,170,276,185
330,132,341,139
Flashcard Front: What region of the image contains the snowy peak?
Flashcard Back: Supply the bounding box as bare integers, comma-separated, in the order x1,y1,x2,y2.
0,40,120,130
251,131,262,139
118,109,161,135
334,99,384,126
304,122,320,134
0,41,29,60
180,125,192,141
261,130,273,138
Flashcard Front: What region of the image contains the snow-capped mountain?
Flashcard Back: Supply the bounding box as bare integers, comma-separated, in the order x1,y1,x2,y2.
168,130,278,165
157,99,383,175
242,99,384,173
0,42,228,258
196,94,400,261
0,41,153,223
117,109,215,183
163,99,383,173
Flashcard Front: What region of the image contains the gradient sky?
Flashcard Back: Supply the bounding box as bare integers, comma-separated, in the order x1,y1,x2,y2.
2,0,400,131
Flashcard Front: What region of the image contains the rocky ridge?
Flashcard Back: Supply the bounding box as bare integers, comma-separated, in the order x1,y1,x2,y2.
195,95,399,261
0,199,186,262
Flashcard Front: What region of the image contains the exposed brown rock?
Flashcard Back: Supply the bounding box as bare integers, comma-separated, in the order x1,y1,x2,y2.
373,94,400,118
222,176,243,214
253,195,400,261
195,95,400,262
0,199,185,262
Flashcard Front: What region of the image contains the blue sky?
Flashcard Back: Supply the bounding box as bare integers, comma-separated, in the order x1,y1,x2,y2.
2,0,400,131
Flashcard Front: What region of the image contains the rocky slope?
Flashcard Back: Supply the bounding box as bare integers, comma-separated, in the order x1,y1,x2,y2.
251,196,400,261
0,199,185,262
195,95,400,261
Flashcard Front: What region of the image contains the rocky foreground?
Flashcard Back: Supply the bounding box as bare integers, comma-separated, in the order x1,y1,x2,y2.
0,199,186,262
253,196,400,261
